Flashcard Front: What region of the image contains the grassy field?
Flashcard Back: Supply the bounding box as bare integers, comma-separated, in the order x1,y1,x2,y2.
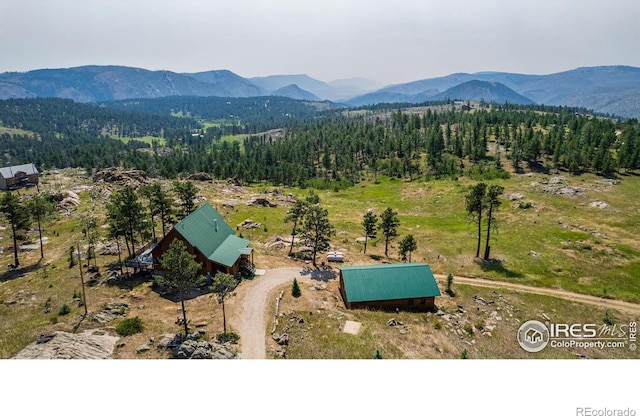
1,167,639,358
270,277,639,359
212,172,640,303
0,125,35,137
112,136,166,146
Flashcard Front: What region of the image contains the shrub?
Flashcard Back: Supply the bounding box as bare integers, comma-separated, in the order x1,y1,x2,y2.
68,246,76,268
518,201,533,209
217,331,240,344
291,278,301,298
116,317,144,336
464,322,474,335
460,348,469,359
434,320,443,330
58,304,71,316
373,349,383,359
603,310,615,325
445,273,455,297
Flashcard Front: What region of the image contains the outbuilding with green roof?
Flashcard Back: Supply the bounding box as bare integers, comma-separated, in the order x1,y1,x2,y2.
339,263,441,311
152,203,253,277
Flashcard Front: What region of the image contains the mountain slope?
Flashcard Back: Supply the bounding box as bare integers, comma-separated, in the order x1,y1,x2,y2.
271,84,320,101
2,65,640,118
249,74,345,100
183,70,263,97
433,80,534,104
0,66,231,102
348,66,640,118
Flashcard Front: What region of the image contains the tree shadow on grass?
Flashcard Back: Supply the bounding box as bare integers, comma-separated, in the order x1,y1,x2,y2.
107,271,154,291
478,259,525,279
153,282,212,302
300,265,338,282
0,262,43,283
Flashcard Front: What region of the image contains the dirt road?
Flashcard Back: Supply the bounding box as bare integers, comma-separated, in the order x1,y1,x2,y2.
238,268,640,359
436,275,640,315
238,267,305,359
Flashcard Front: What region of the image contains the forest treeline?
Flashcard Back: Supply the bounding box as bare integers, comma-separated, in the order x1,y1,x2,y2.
1,97,639,186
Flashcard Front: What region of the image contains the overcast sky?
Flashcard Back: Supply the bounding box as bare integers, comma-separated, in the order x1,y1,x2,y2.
1,0,639,85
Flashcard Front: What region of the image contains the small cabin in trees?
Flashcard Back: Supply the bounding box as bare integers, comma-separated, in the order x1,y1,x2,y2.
151,203,254,277
0,163,39,190
339,263,441,311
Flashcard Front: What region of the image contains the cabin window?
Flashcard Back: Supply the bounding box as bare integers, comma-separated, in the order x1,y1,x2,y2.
408,299,414,306
420,298,426,305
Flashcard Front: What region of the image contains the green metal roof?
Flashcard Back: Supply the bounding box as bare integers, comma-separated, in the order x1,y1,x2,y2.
209,235,250,267
174,203,249,267
340,263,441,303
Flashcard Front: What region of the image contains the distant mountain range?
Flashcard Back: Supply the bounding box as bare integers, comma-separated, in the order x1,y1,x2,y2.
1,65,639,118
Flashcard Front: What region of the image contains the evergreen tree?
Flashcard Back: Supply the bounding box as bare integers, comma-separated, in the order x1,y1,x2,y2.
284,199,309,255
361,211,378,254
0,192,32,267
380,207,400,257
446,273,454,296
483,184,504,261
106,187,146,257
80,213,99,267
150,182,174,238
25,194,55,260
138,184,158,242
157,239,204,337
291,277,301,298
465,183,487,258
210,272,237,335
300,205,335,267
173,180,199,219
398,234,418,262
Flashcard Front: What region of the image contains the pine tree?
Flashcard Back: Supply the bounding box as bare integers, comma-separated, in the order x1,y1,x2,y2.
398,234,417,262
361,211,378,254
284,200,309,255
210,272,237,335
300,205,335,267
446,273,455,296
0,192,32,267
173,180,199,219
291,278,301,298
25,194,55,260
483,184,504,261
465,183,487,258
380,207,400,257
157,239,204,337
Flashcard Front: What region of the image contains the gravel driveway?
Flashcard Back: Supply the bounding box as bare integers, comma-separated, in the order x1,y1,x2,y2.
238,266,340,359
238,267,304,359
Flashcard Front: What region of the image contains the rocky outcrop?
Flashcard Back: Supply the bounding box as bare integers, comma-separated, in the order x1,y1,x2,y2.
93,167,150,189
187,172,213,182
13,330,120,359
156,332,238,359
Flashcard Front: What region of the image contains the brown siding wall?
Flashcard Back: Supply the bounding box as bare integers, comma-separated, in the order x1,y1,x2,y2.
151,229,241,277
348,297,436,312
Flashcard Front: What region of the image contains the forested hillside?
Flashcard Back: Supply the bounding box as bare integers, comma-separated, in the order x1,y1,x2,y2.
1,97,639,186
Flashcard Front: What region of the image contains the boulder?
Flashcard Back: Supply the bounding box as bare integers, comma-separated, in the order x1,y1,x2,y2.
247,197,277,207
136,344,151,353
187,172,213,181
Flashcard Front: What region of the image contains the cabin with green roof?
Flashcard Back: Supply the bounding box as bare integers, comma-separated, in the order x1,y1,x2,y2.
338,263,441,311
151,203,253,277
